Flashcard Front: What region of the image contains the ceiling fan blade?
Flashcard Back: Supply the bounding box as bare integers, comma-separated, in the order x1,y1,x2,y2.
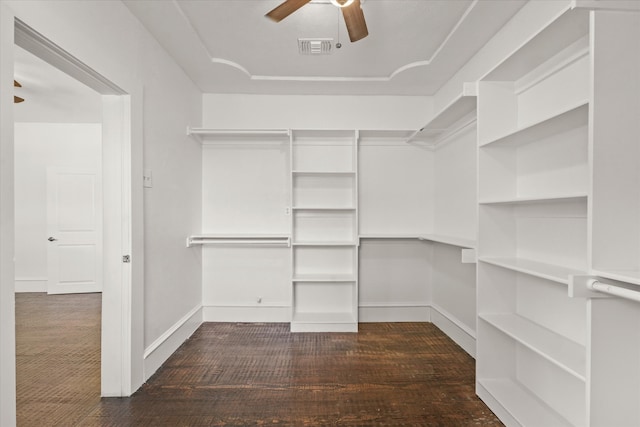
266,0,312,22
14,96,24,103
342,0,368,42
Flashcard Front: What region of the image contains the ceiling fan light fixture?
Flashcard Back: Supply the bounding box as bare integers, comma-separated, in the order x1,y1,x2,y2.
330,0,355,8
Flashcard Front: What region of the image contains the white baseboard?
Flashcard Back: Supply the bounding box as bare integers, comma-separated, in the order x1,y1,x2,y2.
358,303,431,322
203,305,290,323
15,277,47,293
476,381,519,427
143,304,202,381
429,303,476,357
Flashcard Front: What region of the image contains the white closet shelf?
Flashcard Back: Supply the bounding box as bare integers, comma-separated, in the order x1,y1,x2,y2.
187,127,290,143
359,234,476,249
358,130,415,140
477,378,573,427
479,193,587,205
591,269,640,286
479,102,588,148
292,129,355,138
483,8,589,82
479,313,586,381
292,170,356,176
292,206,356,211
292,241,358,247
292,274,357,282
407,85,477,143
359,233,423,239
418,234,476,249
479,257,585,285
187,234,291,247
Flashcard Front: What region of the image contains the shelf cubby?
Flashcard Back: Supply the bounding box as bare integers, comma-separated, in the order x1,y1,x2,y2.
477,320,586,427
292,281,357,332
477,378,573,427
477,262,586,350
479,257,584,285
478,199,588,273
478,104,588,202
293,210,356,244
479,313,585,380
292,173,356,209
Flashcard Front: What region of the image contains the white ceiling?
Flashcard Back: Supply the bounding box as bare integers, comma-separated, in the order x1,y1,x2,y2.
124,0,527,96
13,45,102,123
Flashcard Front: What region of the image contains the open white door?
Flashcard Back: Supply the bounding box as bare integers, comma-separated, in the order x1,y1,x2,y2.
46,167,102,294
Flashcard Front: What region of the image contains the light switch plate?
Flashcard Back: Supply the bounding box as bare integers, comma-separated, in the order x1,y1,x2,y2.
143,169,153,188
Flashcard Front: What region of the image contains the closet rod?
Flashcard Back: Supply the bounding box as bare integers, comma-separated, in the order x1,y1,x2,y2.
588,279,640,303
186,237,291,248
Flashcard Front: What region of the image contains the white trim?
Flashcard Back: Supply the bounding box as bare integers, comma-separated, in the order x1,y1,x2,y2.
14,19,125,95
143,305,203,381
203,305,291,323
0,4,17,425
514,43,589,95
358,303,431,322
429,303,476,357
14,277,47,293
432,117,477,150
172,0,481,83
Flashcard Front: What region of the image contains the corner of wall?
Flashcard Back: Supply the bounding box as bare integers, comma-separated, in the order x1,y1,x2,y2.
143,304,203,382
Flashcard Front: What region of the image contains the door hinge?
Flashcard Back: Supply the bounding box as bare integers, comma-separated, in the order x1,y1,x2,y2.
122,255,131,263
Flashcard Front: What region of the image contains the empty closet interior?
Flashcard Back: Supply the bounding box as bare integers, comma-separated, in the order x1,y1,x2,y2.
181,6,640,427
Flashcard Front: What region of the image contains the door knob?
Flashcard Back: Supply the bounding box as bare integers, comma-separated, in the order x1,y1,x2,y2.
48,237,57,242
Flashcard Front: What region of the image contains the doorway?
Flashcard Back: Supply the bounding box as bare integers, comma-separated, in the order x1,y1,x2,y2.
1,12,143,424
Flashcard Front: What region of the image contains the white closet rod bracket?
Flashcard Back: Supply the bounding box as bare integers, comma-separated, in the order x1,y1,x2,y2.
570,275,640,303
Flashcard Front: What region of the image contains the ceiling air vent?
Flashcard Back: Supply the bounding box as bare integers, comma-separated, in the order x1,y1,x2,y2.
298,38,333,55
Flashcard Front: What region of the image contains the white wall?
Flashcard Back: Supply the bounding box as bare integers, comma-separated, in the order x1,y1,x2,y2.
2,1,202,416
203,94,432,130
434,123,477,240
14,123,102,291
200,97,435,323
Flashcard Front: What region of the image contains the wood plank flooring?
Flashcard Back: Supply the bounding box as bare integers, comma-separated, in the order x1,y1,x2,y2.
16,293,102,426
17,294,502,426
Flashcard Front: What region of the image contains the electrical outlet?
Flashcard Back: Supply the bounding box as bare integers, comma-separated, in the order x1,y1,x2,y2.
285,207,291,215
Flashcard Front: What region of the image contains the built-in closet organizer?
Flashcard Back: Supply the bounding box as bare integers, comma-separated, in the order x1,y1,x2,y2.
191,129,293,322
189,113,480,340
476,6,640,427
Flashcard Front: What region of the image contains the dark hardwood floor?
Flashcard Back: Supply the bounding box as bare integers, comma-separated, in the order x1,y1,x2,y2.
17,294,502,426
16,293,102,426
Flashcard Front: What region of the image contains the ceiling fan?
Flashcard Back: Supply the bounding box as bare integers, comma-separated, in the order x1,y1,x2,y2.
14,80,24,103
266,0,368,43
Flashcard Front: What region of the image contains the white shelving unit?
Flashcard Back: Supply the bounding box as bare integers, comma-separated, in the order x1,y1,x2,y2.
290,130,359,332
477,6,640,427
476,7,591,426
